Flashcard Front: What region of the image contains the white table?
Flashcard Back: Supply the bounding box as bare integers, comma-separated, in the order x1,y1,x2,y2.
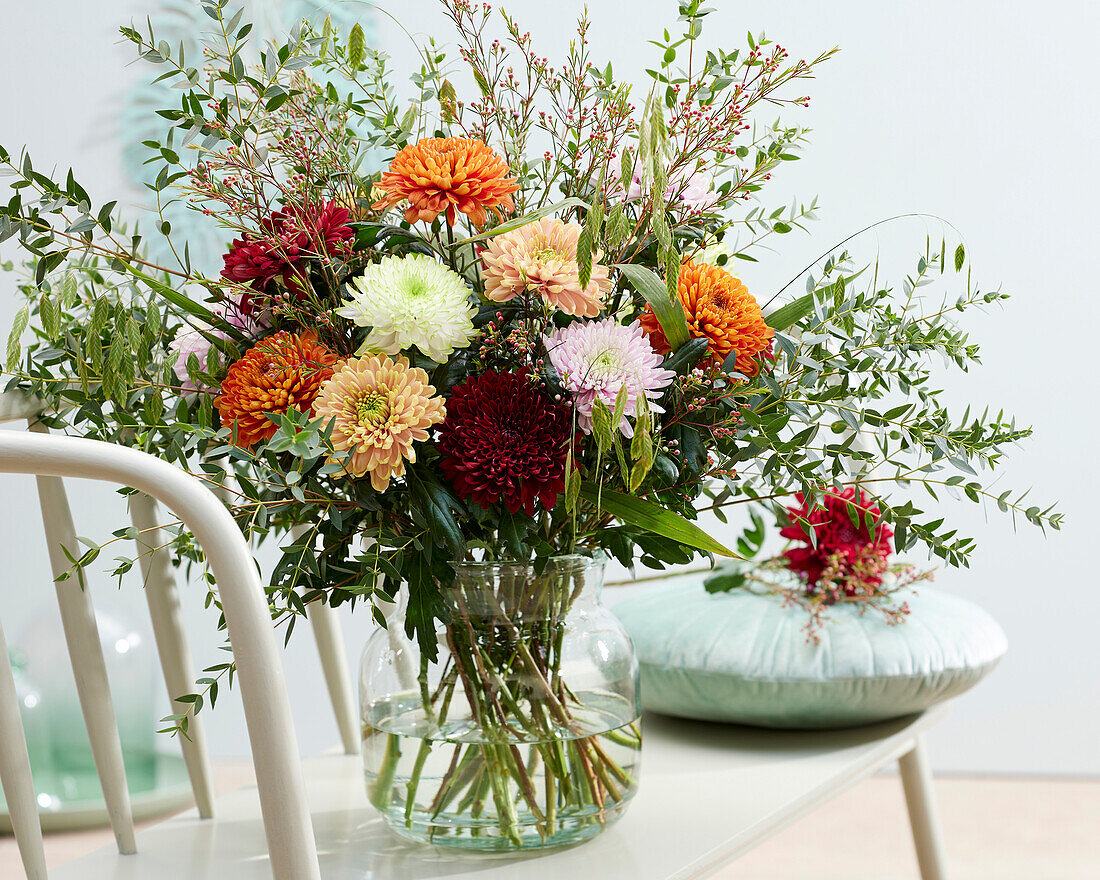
47,707,948,879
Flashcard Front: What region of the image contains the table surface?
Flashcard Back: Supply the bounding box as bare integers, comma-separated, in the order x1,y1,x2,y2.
44,707,942,880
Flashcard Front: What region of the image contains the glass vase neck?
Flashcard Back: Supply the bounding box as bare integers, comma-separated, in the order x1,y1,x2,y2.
446,554,606,621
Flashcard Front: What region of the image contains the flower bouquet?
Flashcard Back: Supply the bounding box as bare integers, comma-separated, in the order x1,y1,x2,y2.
1,0,1057,853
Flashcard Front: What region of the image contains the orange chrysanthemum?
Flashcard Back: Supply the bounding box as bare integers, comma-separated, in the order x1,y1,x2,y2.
215,331,338,449
372,137,518,227
640,261,774,376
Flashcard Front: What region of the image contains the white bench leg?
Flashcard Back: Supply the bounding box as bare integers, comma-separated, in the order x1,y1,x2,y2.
307,600,360,755
0,618,49,880
899,735,949,880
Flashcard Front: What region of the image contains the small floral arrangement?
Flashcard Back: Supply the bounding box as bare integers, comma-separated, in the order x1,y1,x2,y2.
0,0,1060,837
706,487,933,640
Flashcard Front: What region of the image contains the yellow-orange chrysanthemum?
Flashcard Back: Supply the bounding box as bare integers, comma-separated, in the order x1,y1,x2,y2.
482,217,610,317
215,331,337,449
372,137,518,227
312,354,445,491
640,261,773,375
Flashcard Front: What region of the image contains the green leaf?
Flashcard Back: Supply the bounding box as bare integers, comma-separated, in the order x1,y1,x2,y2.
403,552,447,663
662,336,709,373
611,385,629,431
39,292,60,340
616,262,689,349
764,291,814,330
453,197,588,246
619,150,634,192
605,204,628,246
577,224,594,290
131,268,221,327
407,469,465,556
704,567,747,592
579,484,738,557
498,511,528,558
591,399,614,453
564,453,582,512
954,243,965,272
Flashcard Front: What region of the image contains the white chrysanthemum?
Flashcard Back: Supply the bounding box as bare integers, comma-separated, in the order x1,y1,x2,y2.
336,253,477,362
696,239,734,267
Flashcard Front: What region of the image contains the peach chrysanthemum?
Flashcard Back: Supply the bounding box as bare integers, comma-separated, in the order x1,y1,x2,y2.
640,260,774,376
312,355,445,491
372,137,518,227
215,331,337,449
482,217,610,318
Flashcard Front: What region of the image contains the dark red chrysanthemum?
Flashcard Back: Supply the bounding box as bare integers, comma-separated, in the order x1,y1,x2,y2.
221,200,355,314
780,487,894,594
221,237,286,289
303,200,355,256
436,370,571,515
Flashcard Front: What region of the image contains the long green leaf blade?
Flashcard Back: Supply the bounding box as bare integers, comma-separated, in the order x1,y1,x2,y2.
764,291,814,330
453,197,588,246
616,263,690,350
131,267,221,326
579,484,738,557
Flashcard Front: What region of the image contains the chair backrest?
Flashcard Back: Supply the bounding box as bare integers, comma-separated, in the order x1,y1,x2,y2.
0,392,359,762
0,428,323,880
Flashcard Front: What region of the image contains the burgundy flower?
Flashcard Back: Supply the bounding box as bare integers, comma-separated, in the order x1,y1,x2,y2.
780,487,894,594
220,200,355,314
221,237,286,290
437,370,572,515
304,200,354,257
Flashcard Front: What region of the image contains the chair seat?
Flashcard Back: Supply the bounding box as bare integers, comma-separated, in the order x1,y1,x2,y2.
49,708,944,879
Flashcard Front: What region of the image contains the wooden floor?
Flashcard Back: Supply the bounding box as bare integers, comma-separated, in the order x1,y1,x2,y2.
2,771,1097,878
728,775,1100,880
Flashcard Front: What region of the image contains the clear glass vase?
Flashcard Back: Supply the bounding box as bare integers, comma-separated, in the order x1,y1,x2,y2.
359,554,640,852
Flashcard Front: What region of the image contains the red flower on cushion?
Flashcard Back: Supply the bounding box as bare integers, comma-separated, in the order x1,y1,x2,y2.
780,487,894,595
436,370,571,515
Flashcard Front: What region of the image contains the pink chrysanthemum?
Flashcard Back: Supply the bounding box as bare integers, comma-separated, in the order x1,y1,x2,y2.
312,355,445,492
169,326,222,393
626,166,711,211
544,318,675,436
482,217,610,317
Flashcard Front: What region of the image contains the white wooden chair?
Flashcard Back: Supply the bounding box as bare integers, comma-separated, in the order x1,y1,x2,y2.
0,423,327,880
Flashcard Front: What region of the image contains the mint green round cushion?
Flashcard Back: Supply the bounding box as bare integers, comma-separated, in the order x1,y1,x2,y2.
613,580,1006,729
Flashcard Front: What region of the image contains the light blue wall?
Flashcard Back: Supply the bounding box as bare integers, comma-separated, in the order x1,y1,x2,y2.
2,0,1097,775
